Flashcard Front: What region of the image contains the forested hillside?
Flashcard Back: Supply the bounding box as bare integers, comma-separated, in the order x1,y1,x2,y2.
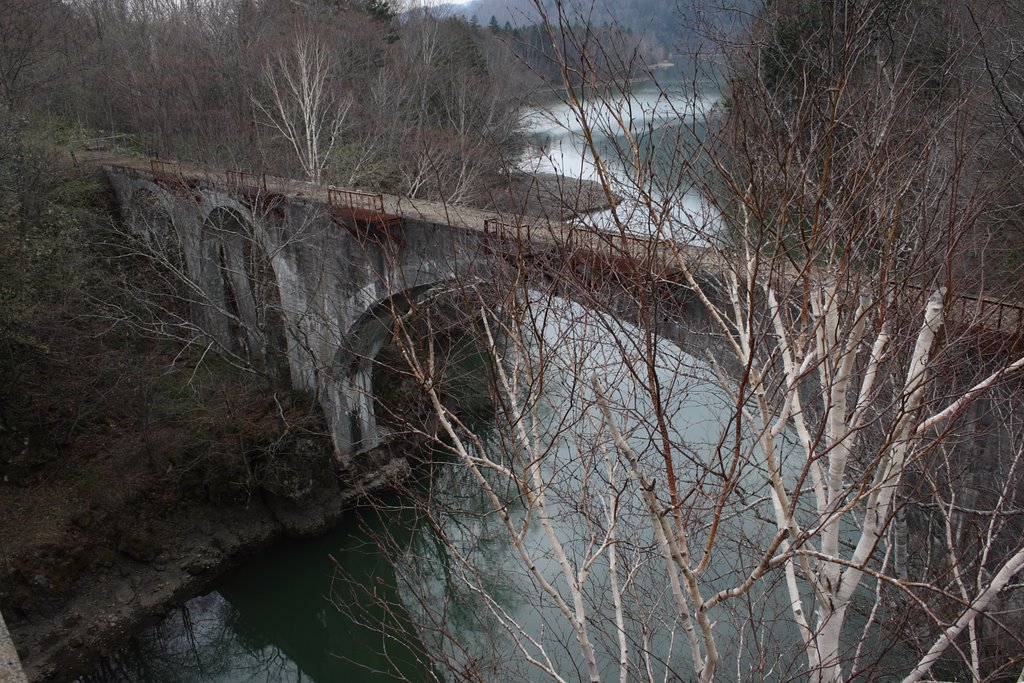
722,0,1024,294
6,0,528,203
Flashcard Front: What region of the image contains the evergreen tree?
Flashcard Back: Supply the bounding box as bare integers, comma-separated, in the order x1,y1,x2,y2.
363,0,394,22
488,15,500,34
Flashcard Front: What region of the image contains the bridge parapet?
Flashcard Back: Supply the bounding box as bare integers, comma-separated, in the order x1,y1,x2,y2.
225,170,284,217
105,153,1024,339
327,188,404,246
954,292,1024,338
150,159,203,201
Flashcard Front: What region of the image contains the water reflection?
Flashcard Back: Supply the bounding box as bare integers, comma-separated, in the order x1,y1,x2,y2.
379,296,787,681
92,593,304,683
84,506,436,683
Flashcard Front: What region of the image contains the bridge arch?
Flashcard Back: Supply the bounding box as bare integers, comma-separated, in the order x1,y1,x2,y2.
327,278,477,462
323,256,724,464
192,206,248,353
125,187,185,268
196,191,251,225
121,188,202,326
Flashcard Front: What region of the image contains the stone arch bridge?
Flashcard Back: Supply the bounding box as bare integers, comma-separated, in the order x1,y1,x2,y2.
102,158,1024,465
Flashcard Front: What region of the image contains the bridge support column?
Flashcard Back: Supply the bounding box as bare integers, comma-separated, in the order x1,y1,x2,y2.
325,361,380,467
219,234,265,357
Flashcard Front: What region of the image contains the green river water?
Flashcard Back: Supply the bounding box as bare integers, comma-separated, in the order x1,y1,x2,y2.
86,500,436,681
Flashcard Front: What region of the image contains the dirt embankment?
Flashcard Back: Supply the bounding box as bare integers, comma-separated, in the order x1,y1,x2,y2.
488,172,618,220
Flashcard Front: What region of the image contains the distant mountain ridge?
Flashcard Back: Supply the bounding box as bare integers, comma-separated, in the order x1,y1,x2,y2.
445,0,750,53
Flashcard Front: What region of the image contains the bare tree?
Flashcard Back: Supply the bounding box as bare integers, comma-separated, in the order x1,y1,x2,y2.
0,0,69,110
333,1,1024,681
254,25,352,185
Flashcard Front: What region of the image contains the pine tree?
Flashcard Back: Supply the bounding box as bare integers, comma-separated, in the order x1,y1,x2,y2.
364,0,394,22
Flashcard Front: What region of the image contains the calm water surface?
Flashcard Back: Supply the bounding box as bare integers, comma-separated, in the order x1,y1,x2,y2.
520,65,722,241
85,501,437,682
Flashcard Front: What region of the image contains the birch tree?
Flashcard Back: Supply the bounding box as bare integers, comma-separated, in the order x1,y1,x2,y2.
254,26,352,185
339,0,1024,681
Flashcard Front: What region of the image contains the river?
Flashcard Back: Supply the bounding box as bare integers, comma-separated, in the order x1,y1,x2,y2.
519,63,722,241
83,71,778,682
83,500,437,682
82,291,807,682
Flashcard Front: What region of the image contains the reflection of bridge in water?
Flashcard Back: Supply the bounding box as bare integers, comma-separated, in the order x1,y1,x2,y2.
99,155,1024,463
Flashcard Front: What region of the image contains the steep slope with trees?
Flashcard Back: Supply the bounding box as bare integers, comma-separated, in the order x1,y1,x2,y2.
455,0,743,57
0,1,533,676
0,112,360,681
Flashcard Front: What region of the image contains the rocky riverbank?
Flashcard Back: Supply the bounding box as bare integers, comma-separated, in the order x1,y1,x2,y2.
1,442,410,682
